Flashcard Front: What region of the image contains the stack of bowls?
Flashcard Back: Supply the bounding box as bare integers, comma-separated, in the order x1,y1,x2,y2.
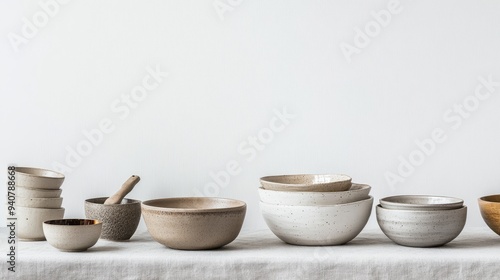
376,195,467,247
15,167,65,241
258,174,373,246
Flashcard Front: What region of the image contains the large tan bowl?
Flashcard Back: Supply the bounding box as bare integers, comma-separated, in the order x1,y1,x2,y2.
16,186,62,198
260,196,373,246
258,183,371,206
478,195,500,235
17,196,63,209
15,167,65,189
43,219,102,252
142,197,246,250
260,174,352,192
18,206,65,241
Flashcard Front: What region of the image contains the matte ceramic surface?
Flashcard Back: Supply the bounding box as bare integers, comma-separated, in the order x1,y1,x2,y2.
142,197,246,250
380,195,464,210
16,186,62,198
376,205,467,247
260,174,352,192
478,195,500,236
15,167,65,189
258,183,371,206
17,206,65,241
43,219,102,252
16,196,63,209
260,196,373,246
85,197,141,241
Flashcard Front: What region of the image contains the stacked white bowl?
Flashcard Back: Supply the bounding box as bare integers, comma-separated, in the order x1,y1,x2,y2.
376,195,467,247
15,167,65,241
258,174,373,246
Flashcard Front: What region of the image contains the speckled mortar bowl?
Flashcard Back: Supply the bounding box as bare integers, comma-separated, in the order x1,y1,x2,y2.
258,183,370,206
43,219,102,252
260,174,352,192
18,206,65,241
478,195,500,235
142,197,246,250
84,197,141,241
15,167,65,189
376,205,467,247
380,195,463,211
260,196,373,246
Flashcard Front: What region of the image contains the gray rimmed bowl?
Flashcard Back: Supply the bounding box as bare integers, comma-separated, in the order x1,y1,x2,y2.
380,195,464,211
84,197,141,241
376,204,467,247
43,219,102,252
15,167,65,189
260,174,352,192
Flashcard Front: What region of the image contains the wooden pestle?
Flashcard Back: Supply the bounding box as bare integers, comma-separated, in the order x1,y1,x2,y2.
104,175,141,205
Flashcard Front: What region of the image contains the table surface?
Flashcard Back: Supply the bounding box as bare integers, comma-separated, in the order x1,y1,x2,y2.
1,227,500,280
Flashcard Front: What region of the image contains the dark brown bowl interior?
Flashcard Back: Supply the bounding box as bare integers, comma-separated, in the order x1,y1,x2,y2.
44,219,101,226
480,195,500,203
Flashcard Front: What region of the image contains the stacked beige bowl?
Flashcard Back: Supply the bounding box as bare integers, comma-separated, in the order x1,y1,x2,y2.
376,195,467,247
258,174,373,246
15,167,65,241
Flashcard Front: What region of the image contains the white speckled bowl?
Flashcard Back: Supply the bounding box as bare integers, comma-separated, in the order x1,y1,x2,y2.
260,196,373,246
380,195,463,211
43,219,102,252
16,196,63,209
258,183,371,206
260,174,352,192
142,197,246,250
15,167,65,189
17,206,65,241
376,205,467,247
16,186,62,198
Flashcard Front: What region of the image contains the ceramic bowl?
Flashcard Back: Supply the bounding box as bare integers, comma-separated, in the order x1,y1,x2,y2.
17,206,65,241
16,196,63,209
478,195,500,235
260,174,352,192
258,183,371,206
260,196,373,246
43,219,102,252
142,197,246,250
380,195,464,210
376,205,467,247
16,186,62,198
15,167,65,189
85,197,141,241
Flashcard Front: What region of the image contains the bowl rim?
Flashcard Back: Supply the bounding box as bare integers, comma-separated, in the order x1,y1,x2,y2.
479,194,500,203
260,174,352,187
380,195,463,208
258,183,370,194
85,197,141,205
375,204,468,213
17,206,65,211
15,167,65,179
260,195,373,208
15,196,63,201
43,219,102,226
141,197,247,213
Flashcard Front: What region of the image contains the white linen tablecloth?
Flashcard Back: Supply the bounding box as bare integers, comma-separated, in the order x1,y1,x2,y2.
2,227,500,280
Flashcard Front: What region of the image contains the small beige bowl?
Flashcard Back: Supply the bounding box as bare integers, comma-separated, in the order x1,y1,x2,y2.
478,195,500,236
15,167,65,189
142,197,246,250
18,206,65,241
260,174,352,192
16,196,63,209
43,219,102,252
16,186,62,198
258,183,371,206
380,195,464,211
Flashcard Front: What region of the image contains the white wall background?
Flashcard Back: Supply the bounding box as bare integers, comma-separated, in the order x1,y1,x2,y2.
1,0,500,232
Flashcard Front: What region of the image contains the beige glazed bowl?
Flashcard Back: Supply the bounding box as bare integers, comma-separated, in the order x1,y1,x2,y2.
478,195,500,236
142,197,247,250
16,196,63,209
43,219,102,252
260,174,352,192
18,206,65,240
16,186,62,198
15,167,65,189
258,183,370,206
